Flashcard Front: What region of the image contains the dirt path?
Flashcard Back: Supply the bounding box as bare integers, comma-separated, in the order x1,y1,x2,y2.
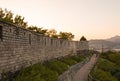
73,54,98,81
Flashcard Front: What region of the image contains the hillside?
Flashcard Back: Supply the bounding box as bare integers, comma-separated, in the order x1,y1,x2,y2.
89,35,120,51
91,51,120,81
106,35,120,43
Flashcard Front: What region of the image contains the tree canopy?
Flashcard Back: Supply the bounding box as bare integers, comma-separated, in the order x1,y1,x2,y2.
0,8,28,28
80,36,87,41
59,32,74,40
46,29,58,38
0,8,74,40
27,26,48,35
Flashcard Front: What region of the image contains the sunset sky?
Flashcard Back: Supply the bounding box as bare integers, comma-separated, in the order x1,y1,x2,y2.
0,0,120,40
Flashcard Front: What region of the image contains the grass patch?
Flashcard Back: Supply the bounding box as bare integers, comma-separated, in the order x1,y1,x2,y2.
91,51,120,81
44,60,68,75
12,54,88,81
61,58,77,66
92,69,118,81
13,64,58,81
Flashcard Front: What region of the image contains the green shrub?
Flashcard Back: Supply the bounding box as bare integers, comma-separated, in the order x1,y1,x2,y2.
114,71,120,81
91,52,120,81
45,60,68,74
71,55,85,62
13,54,87,81
61,58,77,66
13,64,58,81
97,59,116,72
92,69,118,81
108,53,120,66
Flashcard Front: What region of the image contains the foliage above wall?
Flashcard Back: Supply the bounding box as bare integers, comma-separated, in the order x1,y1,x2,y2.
0,8,27,28
0,8,74,40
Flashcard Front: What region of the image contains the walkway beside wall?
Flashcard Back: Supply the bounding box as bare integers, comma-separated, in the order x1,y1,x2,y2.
73,54,98,81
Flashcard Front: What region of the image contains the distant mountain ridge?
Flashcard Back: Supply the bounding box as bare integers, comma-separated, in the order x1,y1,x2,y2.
89,35,120,51
106,35,120,43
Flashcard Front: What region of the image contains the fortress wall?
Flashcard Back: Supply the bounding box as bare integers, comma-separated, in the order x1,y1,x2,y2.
0,21,88,78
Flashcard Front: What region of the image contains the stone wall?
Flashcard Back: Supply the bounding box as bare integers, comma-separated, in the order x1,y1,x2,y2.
0,20,89,79
77,41,89,50
57,58,89,81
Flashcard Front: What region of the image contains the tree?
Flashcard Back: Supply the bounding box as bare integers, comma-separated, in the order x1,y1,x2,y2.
27,26,38,31
0,8,27,28
3,9,13,23
51,35,58,38
59,32,74,40
14,15,27,28
80,36,87,41
0,8,5,20
0,8,14,23
27,26,48,35
39,28,48,35
0,8,75,39
46,29,58,38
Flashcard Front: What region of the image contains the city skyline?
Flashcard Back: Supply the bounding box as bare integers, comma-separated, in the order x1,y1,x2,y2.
0,0,120,40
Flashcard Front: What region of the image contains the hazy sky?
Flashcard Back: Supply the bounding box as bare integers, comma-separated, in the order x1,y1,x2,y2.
0,0,120,40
